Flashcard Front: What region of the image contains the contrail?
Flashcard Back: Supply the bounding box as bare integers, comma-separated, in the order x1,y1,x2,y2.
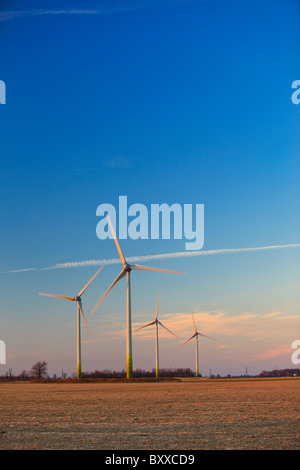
2,243,300,274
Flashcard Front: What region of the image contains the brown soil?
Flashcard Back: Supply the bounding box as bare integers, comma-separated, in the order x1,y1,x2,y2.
0,378,299,450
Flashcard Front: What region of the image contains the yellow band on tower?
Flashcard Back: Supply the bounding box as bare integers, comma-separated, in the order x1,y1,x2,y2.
127,354,133,378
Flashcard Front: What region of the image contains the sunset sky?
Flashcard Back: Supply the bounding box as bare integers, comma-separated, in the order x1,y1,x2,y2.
0,0,299,377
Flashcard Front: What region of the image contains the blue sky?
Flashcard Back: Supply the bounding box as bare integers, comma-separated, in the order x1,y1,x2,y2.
0,0,299,376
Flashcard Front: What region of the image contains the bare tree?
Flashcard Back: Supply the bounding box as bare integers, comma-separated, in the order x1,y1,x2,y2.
19,370,29,381
6,368,14,379
30,361,48,379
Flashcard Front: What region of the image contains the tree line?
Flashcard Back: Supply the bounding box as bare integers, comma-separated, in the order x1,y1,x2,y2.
1,362,299,381
258,368,300,377
0,362,196,381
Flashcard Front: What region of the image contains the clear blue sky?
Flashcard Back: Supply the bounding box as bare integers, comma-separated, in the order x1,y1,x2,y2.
0,0,299,376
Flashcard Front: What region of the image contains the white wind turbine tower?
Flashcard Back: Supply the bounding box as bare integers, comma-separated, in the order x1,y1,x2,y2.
39,266,104,379
90,215,184,379
183,312,217,378
133,292,178,378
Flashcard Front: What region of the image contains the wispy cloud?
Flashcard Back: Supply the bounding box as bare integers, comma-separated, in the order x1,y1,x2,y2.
0,1,207,22
245,344,293,362
0,7,131,22
262,311,282,319
1,243,300,274
132,309,299,348
74,157,131,171
102,156,131,169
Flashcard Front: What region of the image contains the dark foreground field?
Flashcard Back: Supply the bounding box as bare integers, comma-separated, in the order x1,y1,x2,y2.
0,378,299,450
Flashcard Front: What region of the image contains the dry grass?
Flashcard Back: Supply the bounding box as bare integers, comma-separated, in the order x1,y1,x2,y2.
0,378,299,450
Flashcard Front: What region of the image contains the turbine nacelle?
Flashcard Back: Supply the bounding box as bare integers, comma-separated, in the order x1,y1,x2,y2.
182,312,217,346
133,292,178,339
90,215,184,317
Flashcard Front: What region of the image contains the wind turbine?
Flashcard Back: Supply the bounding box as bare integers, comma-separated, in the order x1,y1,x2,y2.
133,292,178,378
183,312,217,378
90,215,184,379
39,266,104,379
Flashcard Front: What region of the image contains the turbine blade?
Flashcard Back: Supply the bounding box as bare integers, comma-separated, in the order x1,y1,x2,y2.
131,264,184,275
77,265,104,297
198,332,218,341
38,293,75,301
154,292,160,320
192,312,197,334
133,321,156,332
182,333,196,346
90,269,126,315
106,214,126,265
158,320,178,339
78,301,91,338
